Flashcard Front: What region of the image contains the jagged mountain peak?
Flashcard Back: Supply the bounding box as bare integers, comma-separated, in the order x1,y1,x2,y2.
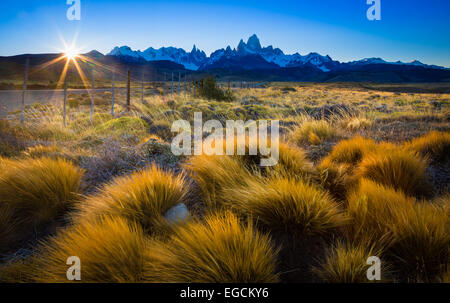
247,34,262,50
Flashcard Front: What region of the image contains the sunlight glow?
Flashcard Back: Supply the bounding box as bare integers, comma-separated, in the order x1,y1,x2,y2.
64,46,79,61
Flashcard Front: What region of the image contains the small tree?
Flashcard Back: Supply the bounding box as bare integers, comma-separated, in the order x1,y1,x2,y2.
198,76,234,101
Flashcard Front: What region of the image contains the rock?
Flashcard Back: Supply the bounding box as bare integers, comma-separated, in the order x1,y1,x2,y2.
164,203,189,224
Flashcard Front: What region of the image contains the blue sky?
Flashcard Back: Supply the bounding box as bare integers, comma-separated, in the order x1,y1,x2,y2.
0,0,449,66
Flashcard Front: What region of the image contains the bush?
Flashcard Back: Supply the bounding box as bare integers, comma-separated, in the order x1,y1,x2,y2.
224,178,347,237
21,144,62,158
75,164,188,234
356,149,430,197
313,241,385,283
198,76,234,101
148,119,173,142
405,131,450,162
145,212,279,282
2,217,152,282
289,120,337,145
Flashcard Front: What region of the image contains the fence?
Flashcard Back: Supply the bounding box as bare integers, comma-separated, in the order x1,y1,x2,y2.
6,57,262,126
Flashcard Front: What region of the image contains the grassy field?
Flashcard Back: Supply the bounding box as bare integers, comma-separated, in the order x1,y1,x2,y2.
0,82,449,283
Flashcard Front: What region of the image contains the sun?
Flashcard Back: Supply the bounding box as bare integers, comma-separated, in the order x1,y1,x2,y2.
64,47,79,61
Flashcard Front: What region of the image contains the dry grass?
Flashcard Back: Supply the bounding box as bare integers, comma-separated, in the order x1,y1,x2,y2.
356,148,430,197
405,131,450,162
313,241,386,283
346,179,416,245
0,157,83,226
74,164,188,234
223,177,347,237
322,137,378,166
1,216,151,282
290,120,338,145
145,211,280,282
184,154,255,211
388,201,449,281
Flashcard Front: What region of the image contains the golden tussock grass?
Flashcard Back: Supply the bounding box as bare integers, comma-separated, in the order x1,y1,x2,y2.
223,178,347,237
346,179,449,281
318,160,357,201
355,148,430,197
0,157,83,227
184,154,255,211
1,216,151,282
313,241,386,283
322,137,378,166
345,179,416,245
387,201,449,281
267,142,317,181
74,164,188,234
405,131,450,162
289,120,337,145
145,211,280,283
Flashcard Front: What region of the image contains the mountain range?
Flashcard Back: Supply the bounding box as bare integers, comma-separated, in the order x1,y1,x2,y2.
1,34,449,84
107,34,449,73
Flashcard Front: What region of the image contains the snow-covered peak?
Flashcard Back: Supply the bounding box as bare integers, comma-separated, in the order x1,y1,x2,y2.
247,34,262,51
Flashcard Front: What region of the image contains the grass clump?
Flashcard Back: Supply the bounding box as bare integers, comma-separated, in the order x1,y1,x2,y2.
346,179,416,244
224,178,347,237
405,131,450,162
96,116,149,138
75,164,188,234
356,148,430,197
0,157,83,251
0,157,83,226
388,202,449,281
184,154,254,211
290,120,337,145
322,137,378,166
146,212,279,282
2,217,151,282
313,241,385,283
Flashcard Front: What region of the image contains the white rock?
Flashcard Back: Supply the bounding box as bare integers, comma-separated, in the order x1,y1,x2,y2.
164,203,189,224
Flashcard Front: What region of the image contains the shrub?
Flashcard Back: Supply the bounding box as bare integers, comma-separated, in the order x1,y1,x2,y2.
3,217,152,282
355,149,430,197
322,137,377,166
198,76,234,101
289,120,337,145
224,178,347,237
405,131,450,162
346,117,372,131
313,241,385,283
145,212,279,282
75,164,188,234
0,157,83,226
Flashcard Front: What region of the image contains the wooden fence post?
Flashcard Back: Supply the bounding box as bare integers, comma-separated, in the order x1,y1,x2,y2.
126,69,131,111
20,57,29,125
171,72,174,96
63,75,67,127
111,68,115,116
90,68,95,122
